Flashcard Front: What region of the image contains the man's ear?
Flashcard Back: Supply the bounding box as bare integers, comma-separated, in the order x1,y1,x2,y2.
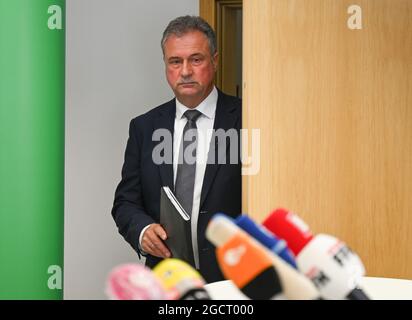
212,52,219,71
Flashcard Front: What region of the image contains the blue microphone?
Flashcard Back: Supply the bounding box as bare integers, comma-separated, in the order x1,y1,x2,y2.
235,215,297,269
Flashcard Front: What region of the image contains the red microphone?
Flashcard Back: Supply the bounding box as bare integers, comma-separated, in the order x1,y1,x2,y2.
262,208,313,256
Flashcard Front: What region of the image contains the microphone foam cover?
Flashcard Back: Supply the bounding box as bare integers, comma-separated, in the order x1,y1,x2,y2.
153,258,210,300
263,208,313,255
106,263,167,300
217,232,283,299
235,214,297,268
206,213,238,246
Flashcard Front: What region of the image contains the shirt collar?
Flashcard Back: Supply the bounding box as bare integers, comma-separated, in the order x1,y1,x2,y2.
175,86,217,120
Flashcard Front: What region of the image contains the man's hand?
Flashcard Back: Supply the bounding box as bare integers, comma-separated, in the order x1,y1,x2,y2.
141,224,171,258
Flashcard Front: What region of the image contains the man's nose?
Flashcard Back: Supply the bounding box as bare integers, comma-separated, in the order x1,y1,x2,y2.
181,60,193,77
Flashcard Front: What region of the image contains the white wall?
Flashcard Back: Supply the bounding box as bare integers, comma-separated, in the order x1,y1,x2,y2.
65,0,199,299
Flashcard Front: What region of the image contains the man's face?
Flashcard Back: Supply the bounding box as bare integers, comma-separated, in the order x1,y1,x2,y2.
163,30,218,107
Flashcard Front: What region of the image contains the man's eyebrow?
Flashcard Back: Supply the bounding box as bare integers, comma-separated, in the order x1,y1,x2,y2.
190,53,204,58
167,53,205,60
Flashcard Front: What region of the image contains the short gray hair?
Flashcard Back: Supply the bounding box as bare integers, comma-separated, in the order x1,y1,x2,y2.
161,15,217,56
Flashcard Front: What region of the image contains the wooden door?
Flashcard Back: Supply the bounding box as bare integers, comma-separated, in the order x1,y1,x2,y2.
243,0,412,279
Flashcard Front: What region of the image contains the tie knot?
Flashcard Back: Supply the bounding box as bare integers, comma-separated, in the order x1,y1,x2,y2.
184,110,202,122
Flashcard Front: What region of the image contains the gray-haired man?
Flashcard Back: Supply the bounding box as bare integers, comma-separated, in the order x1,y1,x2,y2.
112,15,241,283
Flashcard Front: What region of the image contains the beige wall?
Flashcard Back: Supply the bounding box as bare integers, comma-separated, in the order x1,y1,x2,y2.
243,0,412,279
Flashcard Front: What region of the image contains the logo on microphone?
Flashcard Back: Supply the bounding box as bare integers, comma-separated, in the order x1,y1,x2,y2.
306,267,331,289
331,244,354,267
224,245,246,266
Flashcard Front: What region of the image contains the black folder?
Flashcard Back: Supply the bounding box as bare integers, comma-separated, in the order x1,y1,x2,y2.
160,186,195,266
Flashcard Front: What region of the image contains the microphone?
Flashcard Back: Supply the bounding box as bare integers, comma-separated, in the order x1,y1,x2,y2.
105,263,168,300
235,214,297,268
206,213,321,300
263,208,370,300
261,208,314,256
152,258,211,300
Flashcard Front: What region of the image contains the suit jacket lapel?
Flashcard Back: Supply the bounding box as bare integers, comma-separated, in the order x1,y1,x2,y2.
200,91,239,209
154,99,175,189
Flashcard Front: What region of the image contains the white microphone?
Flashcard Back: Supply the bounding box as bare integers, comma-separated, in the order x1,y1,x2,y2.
263,208,370,300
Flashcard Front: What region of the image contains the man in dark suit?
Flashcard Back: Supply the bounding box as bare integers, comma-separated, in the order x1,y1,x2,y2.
111,15,241,283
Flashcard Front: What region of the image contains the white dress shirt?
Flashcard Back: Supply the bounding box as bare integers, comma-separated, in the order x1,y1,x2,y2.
139,87,218,269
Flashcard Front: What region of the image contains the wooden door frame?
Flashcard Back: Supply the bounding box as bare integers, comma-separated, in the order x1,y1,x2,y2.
200,0,243,96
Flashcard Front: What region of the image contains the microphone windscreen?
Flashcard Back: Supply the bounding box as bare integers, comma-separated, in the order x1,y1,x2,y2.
217,233,283,299
296,233,367,299
263,208,313,255
153,258,210,300
206,213,238,247
106,263,167,300
235,214,297,268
